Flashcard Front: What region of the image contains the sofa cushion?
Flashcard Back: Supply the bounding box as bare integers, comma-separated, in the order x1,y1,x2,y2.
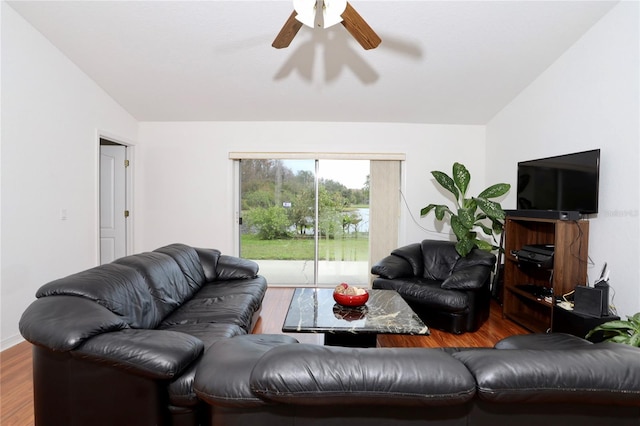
453,344,640,406
194,247,222,282
495,333,594,350
154,243,207,292
441,265,491,290
114,252,193,320
373,277,469,313
159,289,257,331
35,263,161,329
193,278,266,308
452,248,496,271
160,322,245,350
250,345,476,406
73,328,204,380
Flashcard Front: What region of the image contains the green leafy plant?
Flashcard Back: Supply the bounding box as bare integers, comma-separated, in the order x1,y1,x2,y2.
420,162,511,257
586,313,640,346
245,207,292,240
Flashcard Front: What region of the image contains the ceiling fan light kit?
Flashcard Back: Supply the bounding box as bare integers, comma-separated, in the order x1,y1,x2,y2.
273,0,381,50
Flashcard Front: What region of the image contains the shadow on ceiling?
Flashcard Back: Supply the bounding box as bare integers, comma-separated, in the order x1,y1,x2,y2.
273,27,423,85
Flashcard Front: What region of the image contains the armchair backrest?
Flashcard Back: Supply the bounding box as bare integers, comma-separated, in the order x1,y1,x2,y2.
420,240,460,280
381,240,496,281
389,240,460,279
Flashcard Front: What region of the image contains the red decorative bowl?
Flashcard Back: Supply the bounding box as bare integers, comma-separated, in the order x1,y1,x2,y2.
333,290,369,307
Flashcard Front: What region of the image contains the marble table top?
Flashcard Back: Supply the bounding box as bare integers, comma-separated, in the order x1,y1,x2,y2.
282,287,430,336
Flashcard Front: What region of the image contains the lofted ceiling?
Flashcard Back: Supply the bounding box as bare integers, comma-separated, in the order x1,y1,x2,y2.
7,0,619,124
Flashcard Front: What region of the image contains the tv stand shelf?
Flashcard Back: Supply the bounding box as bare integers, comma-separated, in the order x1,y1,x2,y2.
502,215,589,333
510,285,553,305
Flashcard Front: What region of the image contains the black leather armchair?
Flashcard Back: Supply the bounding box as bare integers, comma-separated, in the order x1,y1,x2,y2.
371,240,496,334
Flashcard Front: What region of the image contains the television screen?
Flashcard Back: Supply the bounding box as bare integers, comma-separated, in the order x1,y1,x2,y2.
517,149,600,214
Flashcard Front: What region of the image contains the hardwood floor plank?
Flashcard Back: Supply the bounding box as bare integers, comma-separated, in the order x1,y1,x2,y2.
1,287,527,425
1,341,34,426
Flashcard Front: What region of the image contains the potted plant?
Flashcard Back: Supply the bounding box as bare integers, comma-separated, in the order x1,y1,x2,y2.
421,162,511,257
586,313,640,346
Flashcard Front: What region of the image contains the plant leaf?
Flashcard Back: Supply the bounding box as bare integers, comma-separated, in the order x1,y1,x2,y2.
491,219,504,234
594,320,634,331
420,204,437,217
434,205,451,220
629,333,640,347
478,183,511,199
476,198,506,221
477,222,493,236
462,197,477,211
629,312,640,328
609,335,631,344
458,208,475,229
455,239,475,257
474,239,494,251
452,163,470,198
421,204,452,221
431,171,459,201
451,215,470,241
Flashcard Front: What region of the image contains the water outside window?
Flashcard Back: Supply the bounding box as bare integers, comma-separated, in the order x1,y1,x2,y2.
239,159,370,287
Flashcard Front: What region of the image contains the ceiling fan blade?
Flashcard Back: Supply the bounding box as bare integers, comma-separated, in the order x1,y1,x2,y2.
272,10,304,49
341,2,381,50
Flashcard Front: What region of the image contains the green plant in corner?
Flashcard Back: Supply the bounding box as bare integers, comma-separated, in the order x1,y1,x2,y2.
586,313,640,347
420,162,511,257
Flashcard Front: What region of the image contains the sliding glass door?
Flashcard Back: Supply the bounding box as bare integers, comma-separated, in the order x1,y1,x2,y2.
239,159,369,287
316,160,369,286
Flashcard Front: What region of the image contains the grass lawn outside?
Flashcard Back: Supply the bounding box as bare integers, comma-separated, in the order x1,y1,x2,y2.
241,234,369,261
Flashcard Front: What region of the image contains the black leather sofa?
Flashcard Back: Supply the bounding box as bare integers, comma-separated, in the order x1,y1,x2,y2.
371,240,496,334
195,333,640,426
19,243,267,426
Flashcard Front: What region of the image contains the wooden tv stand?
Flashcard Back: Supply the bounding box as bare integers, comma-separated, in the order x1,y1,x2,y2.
502,215,589,333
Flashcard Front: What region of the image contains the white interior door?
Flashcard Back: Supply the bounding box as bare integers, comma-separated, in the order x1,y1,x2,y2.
100,144,127,264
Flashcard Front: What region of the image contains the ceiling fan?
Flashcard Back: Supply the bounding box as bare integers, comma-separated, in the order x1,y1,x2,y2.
272,0,381,50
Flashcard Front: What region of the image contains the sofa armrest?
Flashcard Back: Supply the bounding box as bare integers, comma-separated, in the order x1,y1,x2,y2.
390,243,424,276
371,254,414,279
19,296,129,351
441,265,491,290
215,255,259,280
194,334,299,408
73,329,204,380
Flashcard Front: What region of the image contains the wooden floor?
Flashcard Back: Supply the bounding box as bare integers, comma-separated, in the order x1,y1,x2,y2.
1,287,527,425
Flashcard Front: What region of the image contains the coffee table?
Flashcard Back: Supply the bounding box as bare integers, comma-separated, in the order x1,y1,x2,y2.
282,287,430,347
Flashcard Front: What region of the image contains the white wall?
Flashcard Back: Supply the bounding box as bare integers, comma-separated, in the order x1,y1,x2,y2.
136,122,485,254
486,2,640,317
0,3,139,349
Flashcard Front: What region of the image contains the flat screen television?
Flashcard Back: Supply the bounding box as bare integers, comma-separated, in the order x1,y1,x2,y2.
516,149,600,216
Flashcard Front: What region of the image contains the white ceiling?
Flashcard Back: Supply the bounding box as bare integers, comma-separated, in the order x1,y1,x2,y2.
7,0,619,124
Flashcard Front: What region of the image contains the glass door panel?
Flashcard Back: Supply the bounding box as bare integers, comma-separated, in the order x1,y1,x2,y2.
317,160,370,286
240,159,316,286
